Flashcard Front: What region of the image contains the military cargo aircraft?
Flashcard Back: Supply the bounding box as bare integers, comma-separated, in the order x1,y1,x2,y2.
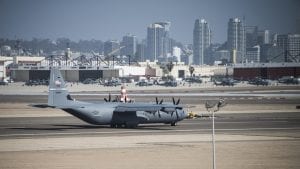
31,68,188,128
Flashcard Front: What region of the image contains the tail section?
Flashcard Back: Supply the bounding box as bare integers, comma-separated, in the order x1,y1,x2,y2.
48,67,70,107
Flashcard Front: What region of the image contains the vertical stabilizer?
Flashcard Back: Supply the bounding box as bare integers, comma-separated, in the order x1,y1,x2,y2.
48,68,69,107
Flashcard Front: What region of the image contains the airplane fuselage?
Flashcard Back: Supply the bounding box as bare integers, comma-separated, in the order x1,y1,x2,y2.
61,101,187,127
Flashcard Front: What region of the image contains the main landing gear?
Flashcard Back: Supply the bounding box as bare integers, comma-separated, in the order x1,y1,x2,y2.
110,123,138,128
171,122,177,126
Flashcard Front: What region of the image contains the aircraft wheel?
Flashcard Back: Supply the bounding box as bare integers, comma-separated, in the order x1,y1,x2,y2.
125,123,138,128
116,124,123,128
110,124,117,128
171,122,177,126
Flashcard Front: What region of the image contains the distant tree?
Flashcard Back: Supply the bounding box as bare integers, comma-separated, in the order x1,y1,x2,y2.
189,65,195,77
166,62,174,74
160,62,174,80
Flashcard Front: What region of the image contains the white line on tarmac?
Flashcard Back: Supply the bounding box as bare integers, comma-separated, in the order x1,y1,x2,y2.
0,120,289,129
0,127,299,138
180,121,289,125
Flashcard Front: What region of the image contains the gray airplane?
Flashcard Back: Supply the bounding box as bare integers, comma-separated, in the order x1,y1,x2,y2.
32,68,188,128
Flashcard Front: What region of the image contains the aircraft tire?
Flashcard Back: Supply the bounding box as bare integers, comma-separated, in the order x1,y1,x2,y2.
125,122,138,128
171,122,177,126
116,124,123,128
110,124,117,128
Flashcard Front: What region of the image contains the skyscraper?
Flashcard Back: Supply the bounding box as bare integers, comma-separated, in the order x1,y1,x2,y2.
227,18,245,63
146,22,171,62
277,34,300,62
246,45,260,63
193,19,211,65
258,30,270,45
136,42,146,62
121,34,137,57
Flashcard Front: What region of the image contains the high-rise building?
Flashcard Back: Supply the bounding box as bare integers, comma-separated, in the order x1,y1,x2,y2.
136,41,146,62
146,22,171,61
227,18,245,63
121,34,137,57
193,19,211,65
277,34,300,62
245,26,258,48
104,40,120,56
246,45,260,63
257,30,270,45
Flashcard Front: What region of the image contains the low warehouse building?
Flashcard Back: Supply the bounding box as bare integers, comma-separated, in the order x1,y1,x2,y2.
233,63,300,80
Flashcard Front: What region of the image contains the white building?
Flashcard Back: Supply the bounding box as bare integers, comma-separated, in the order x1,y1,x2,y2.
172,46,181,62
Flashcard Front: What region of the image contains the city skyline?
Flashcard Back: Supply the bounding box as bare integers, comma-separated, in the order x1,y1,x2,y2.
1,0,299,44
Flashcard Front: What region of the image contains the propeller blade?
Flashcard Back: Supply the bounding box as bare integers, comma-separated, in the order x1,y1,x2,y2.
172,97,175,105
176,98,180,105
156,97,158,104
113,96,118,102
175,110,179,120
108,93,111,102
155,111,161,118
159,99,163,104
104,98,108,102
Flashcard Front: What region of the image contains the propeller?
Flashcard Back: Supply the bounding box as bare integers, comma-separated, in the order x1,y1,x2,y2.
104,93,112,102
155,97,164,118
113,95,119,102
172,97,180,105
159,99,163,104
171,97,181,120
155,97,163,104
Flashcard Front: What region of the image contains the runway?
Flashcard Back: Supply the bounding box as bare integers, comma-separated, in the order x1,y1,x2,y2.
1,112,299,139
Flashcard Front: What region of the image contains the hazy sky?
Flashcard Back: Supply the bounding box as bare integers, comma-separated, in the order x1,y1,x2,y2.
1,0,299,44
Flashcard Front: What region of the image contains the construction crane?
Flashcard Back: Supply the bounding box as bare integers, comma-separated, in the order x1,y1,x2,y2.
106,46,125,67
91,46,125,67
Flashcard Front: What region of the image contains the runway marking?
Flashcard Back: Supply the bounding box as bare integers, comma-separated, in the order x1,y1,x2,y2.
180,121,289,125
0,120,290,129
1,127,300,138
0,133,297,152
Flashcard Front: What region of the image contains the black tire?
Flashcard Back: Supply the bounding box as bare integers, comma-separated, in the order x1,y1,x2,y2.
110,124,117,128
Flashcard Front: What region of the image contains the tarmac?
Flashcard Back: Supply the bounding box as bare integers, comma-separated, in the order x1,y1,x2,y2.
0,84,299,169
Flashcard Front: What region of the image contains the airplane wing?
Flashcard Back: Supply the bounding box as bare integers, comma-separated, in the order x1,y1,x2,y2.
114,103,182,113
114,103,161,113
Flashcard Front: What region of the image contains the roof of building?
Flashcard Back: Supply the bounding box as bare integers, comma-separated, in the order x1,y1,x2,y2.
233,62,300,68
